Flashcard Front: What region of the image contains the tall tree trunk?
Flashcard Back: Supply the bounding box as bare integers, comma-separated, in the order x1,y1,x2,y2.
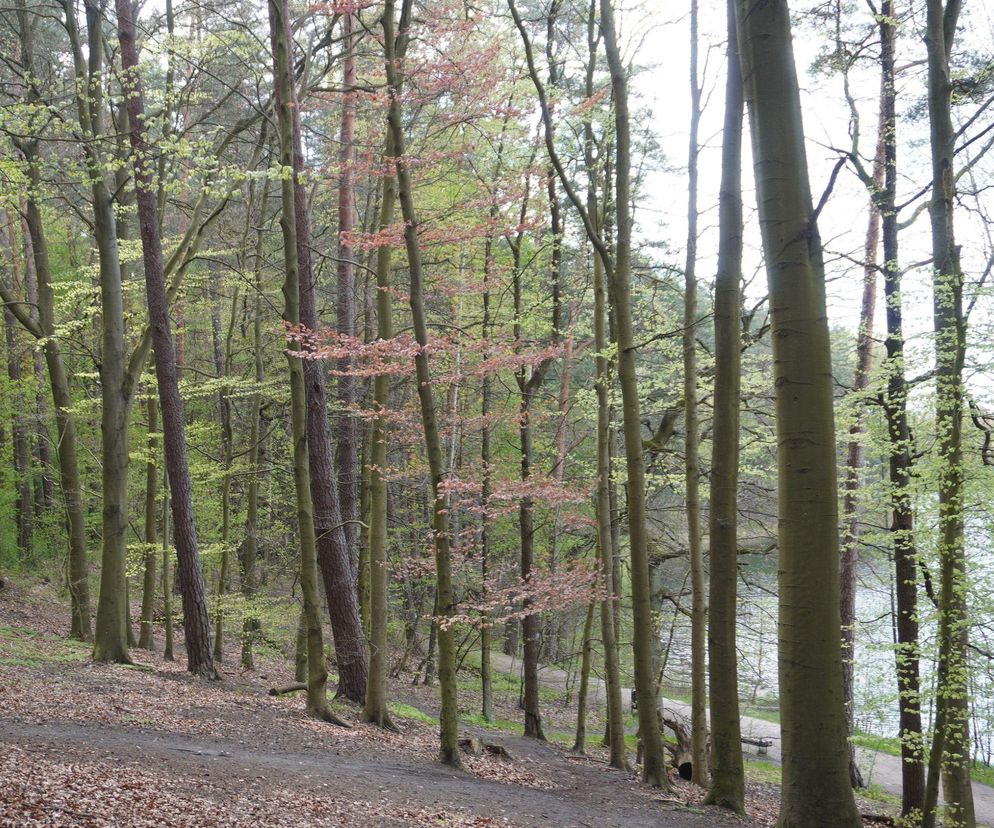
922,0,975,824
363,128,398,730
599,0,668,789
210,281,237,664
269,0,344,725
382,0,462,767
734,0,861,823
703,0,745,811
2,229,32,553
240,177,271,671
116,0,216,679
336,10,361,571
683,0,707,786
283,3,368,703
20,217,53,513
839,115,884,794
162,470,174,661
876,2,926,815
580,2,625,767
138,396,158,651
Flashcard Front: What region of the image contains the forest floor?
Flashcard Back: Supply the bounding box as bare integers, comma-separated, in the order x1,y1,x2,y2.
0,577,911,827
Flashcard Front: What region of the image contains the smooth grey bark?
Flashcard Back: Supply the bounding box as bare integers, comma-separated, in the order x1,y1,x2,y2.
683,0,707,785
703,0,745,811
734,0,861,823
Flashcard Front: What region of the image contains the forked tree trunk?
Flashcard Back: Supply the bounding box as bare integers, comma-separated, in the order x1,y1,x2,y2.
703,0,744,812
734,0,861,823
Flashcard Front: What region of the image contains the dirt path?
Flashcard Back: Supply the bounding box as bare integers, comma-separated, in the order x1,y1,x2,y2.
490,652,994,827
0,697,752,828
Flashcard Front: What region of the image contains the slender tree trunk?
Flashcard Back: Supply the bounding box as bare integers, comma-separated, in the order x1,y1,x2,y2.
683,0,707,786
703,0,744,811
14,115,92,637
877,2,926,815
269,0,344,725
922,1,974,824
210,282,237,664
116,0,216,679
734,0,861,823
839,114,884,793
480,236,495,723
572,601,596,753
282,3,368,703
382,0,462,767
138,396,158,651
241,177,271,671
599,0,668,788
363,128,398,730
3,247,32,553
162,470,174,661
336,10,361,570
20,219,53,513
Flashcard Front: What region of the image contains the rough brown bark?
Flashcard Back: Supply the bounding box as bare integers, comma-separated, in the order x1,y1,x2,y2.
284,6,368,703
116,0,217,679
336,10,361,568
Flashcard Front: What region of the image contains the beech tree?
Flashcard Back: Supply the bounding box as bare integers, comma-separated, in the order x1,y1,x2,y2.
735,0,861,823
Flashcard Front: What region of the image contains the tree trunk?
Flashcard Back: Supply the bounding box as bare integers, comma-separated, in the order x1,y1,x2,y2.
382,0,462,767
876,2,926,815
138,396,158,651
363,127,398,730
116,0,217,679
241,177,271,671
572,601,596,753
336,10,361,570
682,0,707,786
269,0,343,725
599,0,668,789
703,0,745,812
283,3,368,703
162,470,174,661
839,111,884,794
734,0,861,823
921,1,975,824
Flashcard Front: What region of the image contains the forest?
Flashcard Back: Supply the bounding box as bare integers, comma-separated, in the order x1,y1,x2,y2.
0,0,993,825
